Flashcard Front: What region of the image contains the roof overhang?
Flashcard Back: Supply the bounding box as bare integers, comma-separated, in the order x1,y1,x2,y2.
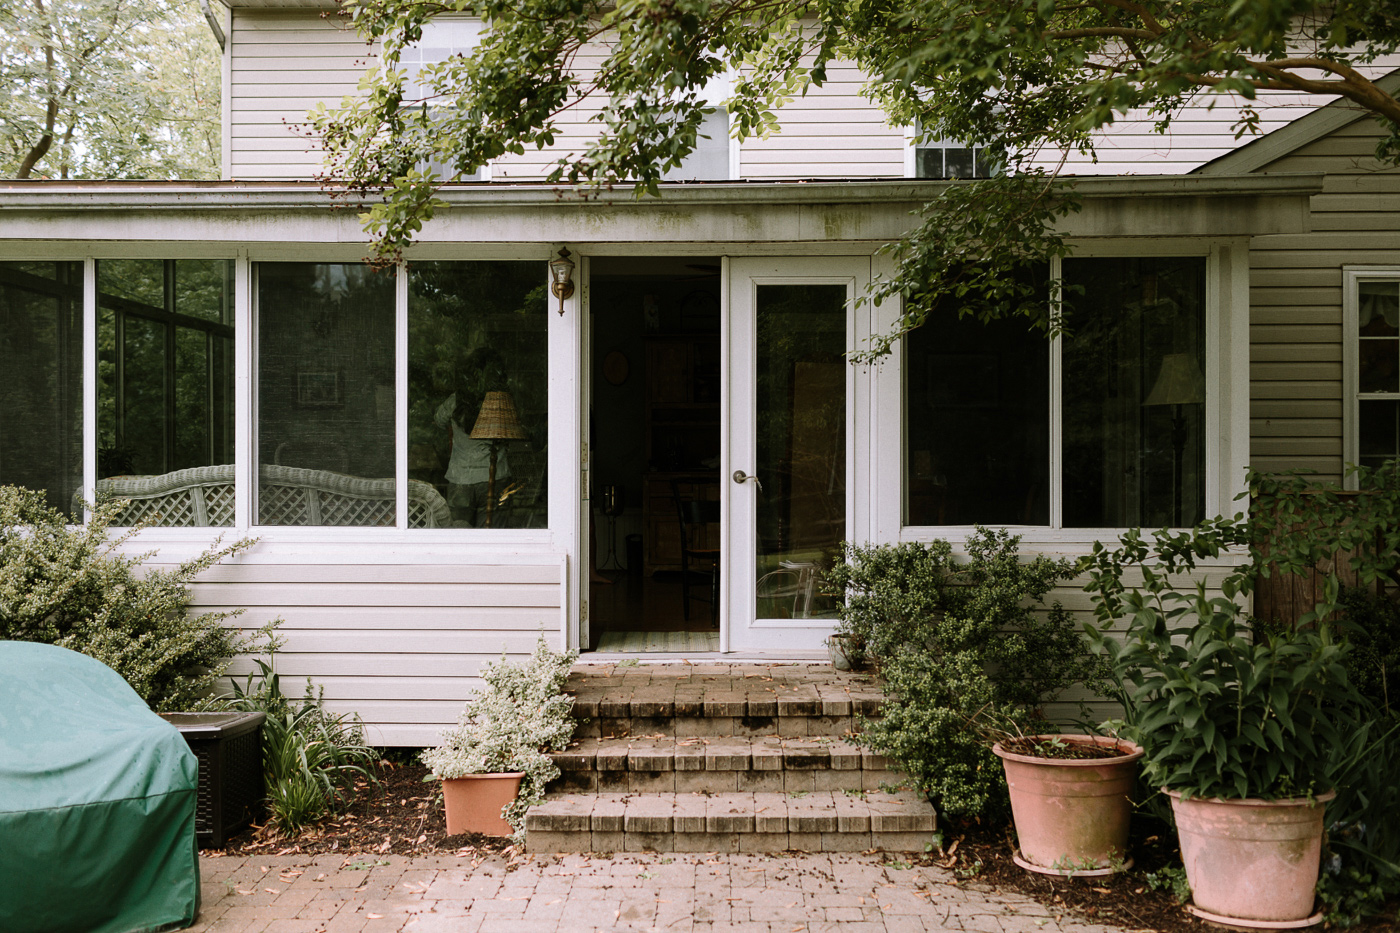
0,175,1323,251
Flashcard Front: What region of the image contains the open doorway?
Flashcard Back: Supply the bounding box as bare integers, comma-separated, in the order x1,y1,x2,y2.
587,257,722,652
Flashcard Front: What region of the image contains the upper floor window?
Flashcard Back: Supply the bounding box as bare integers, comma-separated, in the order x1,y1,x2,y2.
1345,271,1400,477
909,122,995,180
905,256,1207,529
663,74,734,182
403,18,486,181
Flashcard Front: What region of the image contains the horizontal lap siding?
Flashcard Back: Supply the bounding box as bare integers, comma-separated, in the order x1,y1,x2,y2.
739,63,904,179
188,559,564,746
1249,115,1400,480
228,11,376,180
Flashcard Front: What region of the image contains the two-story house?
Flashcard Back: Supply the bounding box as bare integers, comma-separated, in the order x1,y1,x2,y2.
2,0,1396,744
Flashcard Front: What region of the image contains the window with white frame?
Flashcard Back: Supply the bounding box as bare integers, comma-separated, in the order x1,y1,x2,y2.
905,256,1207,528
662,73,734,182
0,261,83,518
1346,272,1400,474
909,122,995,180
402,18,486,181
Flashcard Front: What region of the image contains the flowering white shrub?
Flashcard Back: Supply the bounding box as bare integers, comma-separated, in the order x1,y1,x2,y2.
422,637,578,839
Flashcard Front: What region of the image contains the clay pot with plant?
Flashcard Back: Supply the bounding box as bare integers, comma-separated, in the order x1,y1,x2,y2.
1084,528,1374,929
421,638,577,841
991,731,1144,876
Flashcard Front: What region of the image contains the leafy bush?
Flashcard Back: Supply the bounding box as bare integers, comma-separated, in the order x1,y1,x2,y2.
0,484,267,711
422,638,578,841
1337,587,1400,718
825,527,1104,819
230,658,380,836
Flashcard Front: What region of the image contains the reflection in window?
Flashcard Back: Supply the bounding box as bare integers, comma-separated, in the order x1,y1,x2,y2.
96,259,235,526
257,263,399,527
408,261,548,528
1062,257,1206,528
905,298,1050,526
754,284,845,619
1356,280,1400,470
0,262,83,517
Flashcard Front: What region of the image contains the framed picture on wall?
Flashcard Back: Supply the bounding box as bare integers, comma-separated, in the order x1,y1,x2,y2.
297,370,342,408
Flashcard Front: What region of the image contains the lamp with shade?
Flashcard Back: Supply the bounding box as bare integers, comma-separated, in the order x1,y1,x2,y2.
470,390,529,527
1144,352,1205,527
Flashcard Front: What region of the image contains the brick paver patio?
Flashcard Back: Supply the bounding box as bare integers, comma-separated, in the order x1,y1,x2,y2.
190,850,1123,933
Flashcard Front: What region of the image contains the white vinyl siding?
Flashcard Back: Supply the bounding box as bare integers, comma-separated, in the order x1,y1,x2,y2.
190,557,566,745
739,61,905,179
227,10,373,180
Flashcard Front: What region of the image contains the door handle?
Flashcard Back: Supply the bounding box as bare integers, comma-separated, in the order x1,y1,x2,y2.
733,470,763,495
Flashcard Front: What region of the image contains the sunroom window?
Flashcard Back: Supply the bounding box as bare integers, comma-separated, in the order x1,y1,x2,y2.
96,259,236,526
408,261,549,529
0,261,83,518
904,256,1207,529
255,263,397,526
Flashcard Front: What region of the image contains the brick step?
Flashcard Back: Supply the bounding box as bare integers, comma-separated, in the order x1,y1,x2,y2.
525,790,937,854
567,665,884,740
548,735,903,794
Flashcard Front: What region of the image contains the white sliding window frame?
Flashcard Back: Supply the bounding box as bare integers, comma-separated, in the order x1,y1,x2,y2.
872,238,1251,547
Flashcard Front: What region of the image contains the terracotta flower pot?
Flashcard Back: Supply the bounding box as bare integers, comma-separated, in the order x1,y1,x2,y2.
993,735,1144,876
441,772,525,837
1167,788,1335,928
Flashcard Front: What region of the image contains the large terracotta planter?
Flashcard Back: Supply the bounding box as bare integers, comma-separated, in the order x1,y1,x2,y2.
1168,788,1334,929
993,735,1144,876
441,772,525,837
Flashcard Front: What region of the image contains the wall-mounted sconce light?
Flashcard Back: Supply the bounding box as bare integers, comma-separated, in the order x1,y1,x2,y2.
550,247,575,315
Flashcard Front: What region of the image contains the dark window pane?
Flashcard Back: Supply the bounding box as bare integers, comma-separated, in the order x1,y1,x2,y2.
1062,257,1207,528
0,261,83,517
905,310,1050,526
1359,339,1400,394
257,263,396,526
944,147,975,179
1359,281,1400,337
97,260,235,525
755,284,845,620
1359,400,1400,465
915,147,943,179
408,261,548,529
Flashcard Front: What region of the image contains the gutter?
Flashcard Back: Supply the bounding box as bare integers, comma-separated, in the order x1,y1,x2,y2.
200,0,226,51
0,174,1327,212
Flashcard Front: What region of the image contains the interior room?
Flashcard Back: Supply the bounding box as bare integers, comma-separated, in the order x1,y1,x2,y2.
587,256,722,652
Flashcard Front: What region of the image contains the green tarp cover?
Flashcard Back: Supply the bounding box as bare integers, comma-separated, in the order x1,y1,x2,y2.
0,642,199,933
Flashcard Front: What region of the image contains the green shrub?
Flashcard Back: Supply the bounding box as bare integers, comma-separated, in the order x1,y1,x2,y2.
0,484,267,711
825,527,1105,819
230,658,380,836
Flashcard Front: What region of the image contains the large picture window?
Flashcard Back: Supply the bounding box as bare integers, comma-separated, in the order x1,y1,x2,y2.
0,261,83,517
408,261,548,529
905,256,1207,529
256,263,397,527
96,259,236,526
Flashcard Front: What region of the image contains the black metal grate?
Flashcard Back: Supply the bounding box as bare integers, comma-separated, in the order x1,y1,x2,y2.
163,712,266,849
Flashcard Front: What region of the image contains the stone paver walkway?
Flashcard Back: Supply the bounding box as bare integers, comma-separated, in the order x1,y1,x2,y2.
191,850,1124,933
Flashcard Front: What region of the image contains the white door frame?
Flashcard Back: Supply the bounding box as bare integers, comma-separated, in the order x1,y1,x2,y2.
723,256,871,653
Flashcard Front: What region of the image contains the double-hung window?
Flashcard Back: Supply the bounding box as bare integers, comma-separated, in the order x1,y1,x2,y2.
1345,269,1400,476
904,255,1210,530
402,18,486,181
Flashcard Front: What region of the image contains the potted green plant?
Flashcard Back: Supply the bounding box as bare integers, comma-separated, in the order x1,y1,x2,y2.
991,731,1144,876
421,638,578,840
1084,531,1370,928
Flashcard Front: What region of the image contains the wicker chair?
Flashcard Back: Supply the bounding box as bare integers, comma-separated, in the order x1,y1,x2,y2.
80,464,451,528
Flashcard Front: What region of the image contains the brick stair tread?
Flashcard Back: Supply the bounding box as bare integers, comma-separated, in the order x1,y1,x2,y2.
525,790,934,835
566,663,884,720
525,790,937,854
550,735,895,772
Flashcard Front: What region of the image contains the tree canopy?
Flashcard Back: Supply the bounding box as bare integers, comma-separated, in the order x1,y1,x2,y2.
1,0,221,180
314,0,1400,356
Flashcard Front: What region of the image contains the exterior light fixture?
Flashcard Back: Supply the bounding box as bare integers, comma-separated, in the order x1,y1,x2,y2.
550,247,575,315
